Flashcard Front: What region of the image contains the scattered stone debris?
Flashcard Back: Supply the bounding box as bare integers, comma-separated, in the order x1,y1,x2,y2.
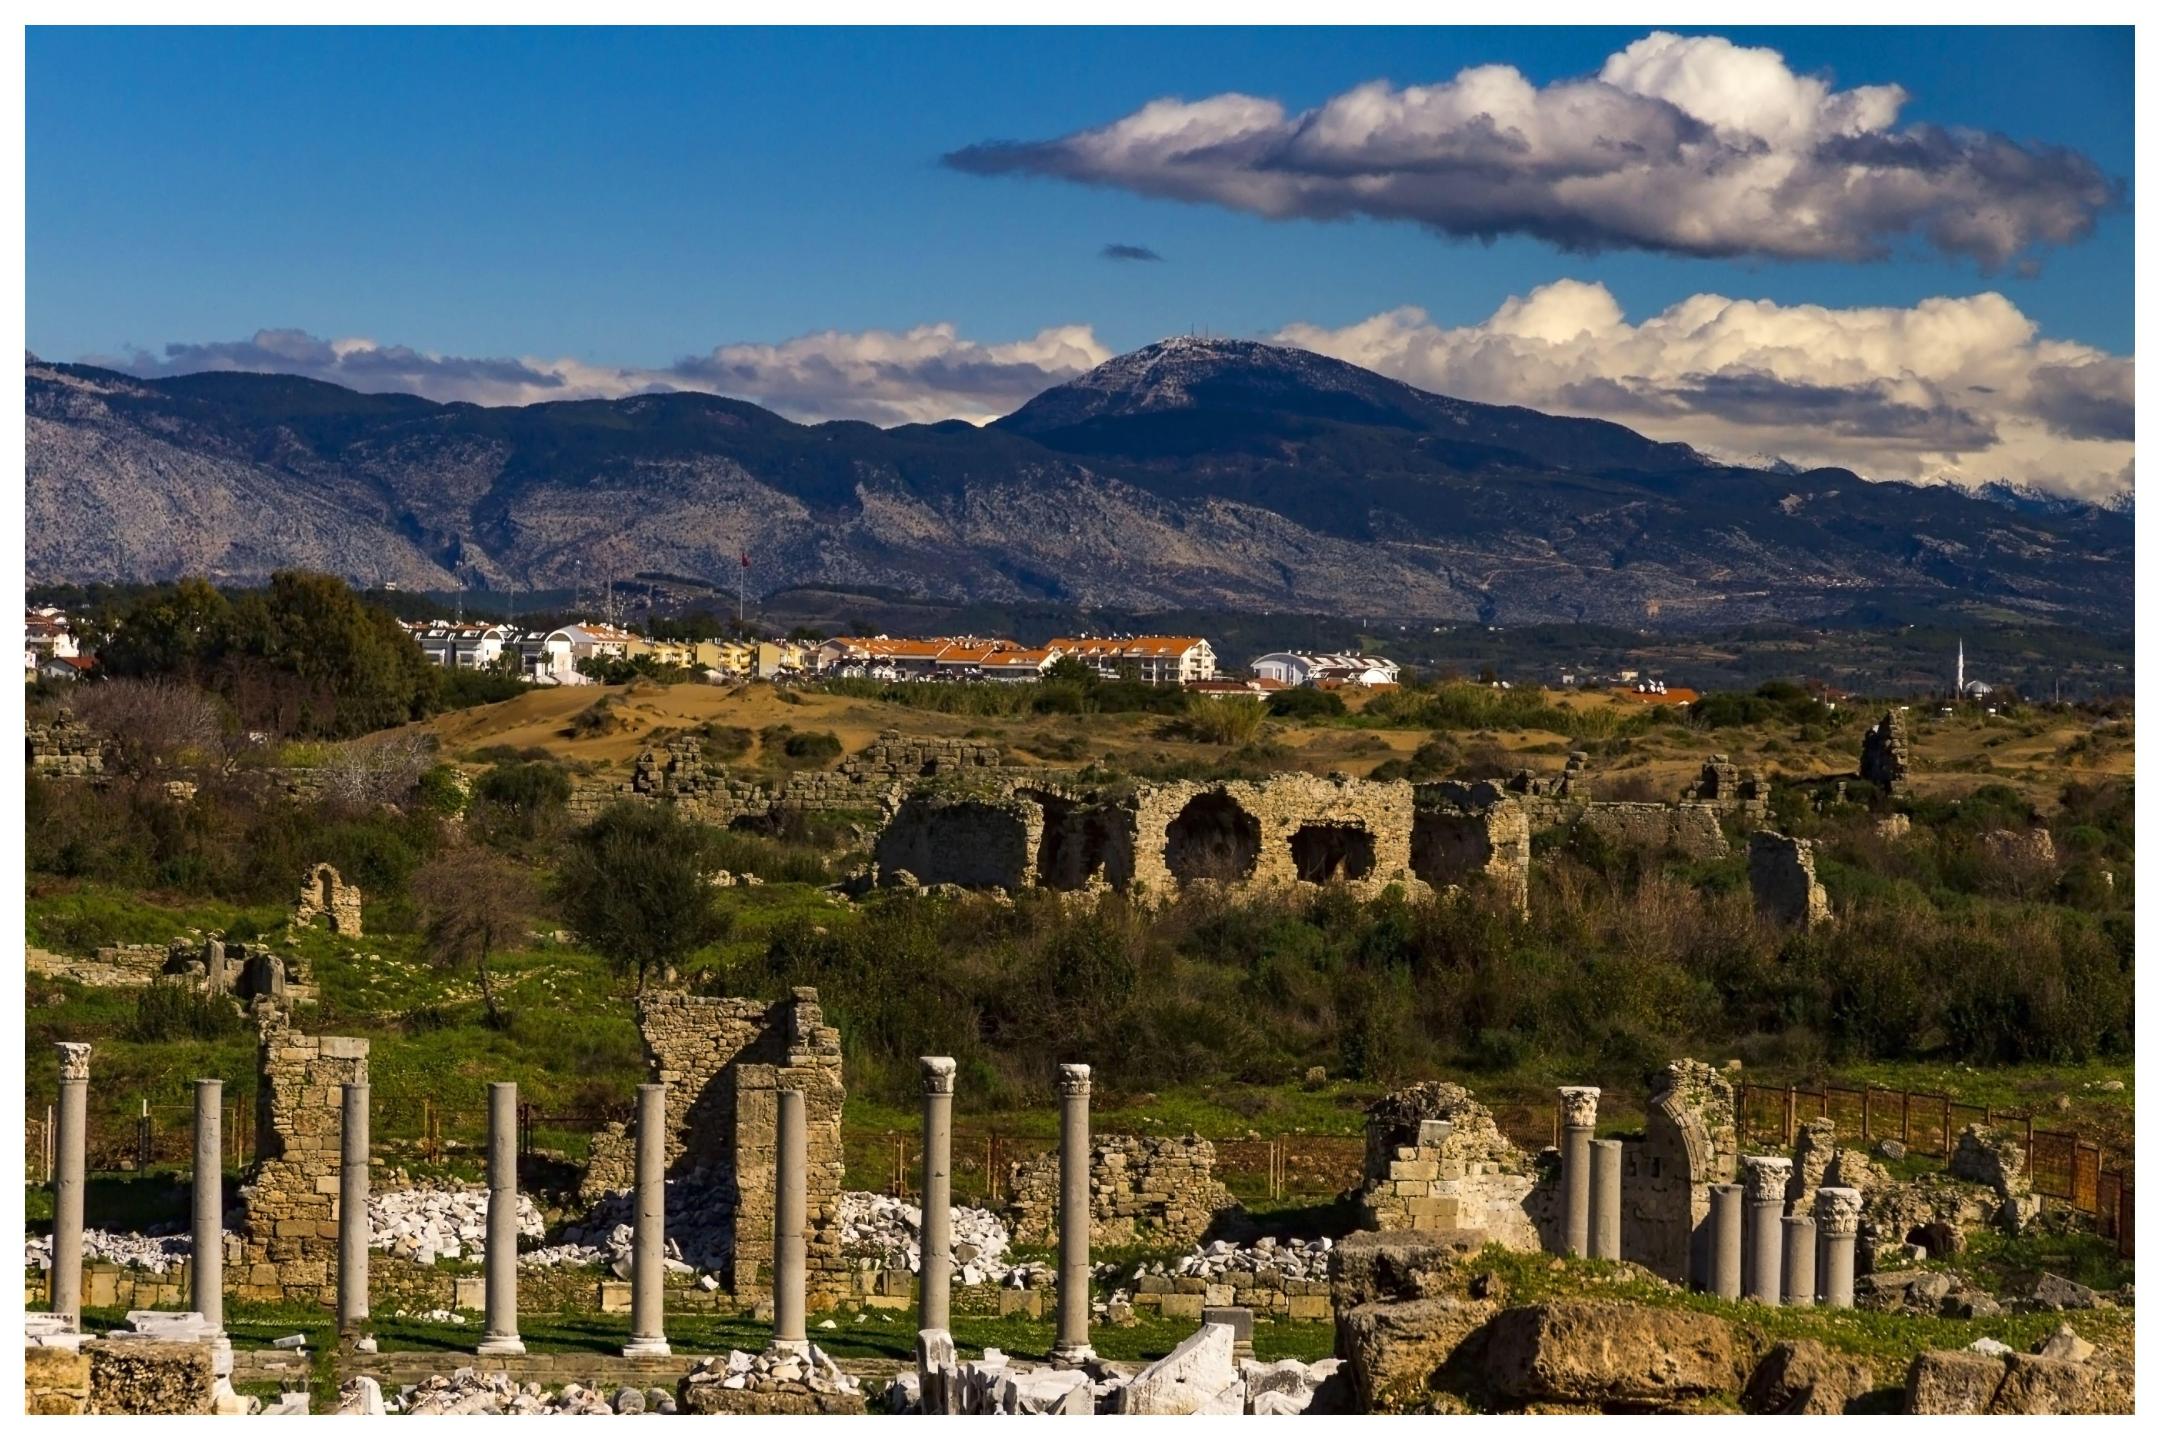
837,1190,1013,1283
370,1185,547,1266
679,1347,866,1414
23,1226,203,1275
395,1368,679,1415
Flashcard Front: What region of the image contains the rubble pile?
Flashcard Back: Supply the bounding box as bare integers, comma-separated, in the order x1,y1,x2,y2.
681,1346,863,1398
836,1191,1012,1283
1154,1235,1333,1281
390,1369,678,1415
368,1187,546,1265
888,1323,1347,1415
546,1170,738,1275
24,1227,203,1275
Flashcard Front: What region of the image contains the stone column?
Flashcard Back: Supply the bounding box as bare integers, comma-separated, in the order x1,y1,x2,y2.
918,1057,957,1333
1049,1063,1094,1366
1781,1216,1817,1307
49,1042,90,1328
1588,1139,1623,1261
772,1088,809,1354
1708,1183,1744,1300
1557,1086,1600,1257
1740,1156,1791,1306
338,1083,371,1347
192,1079,224,1334
625,1083,670,1357
1815,1187,1862,1309
477,1082,524,1355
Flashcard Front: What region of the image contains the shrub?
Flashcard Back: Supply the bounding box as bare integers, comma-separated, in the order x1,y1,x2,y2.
125,982,246,1042
1268,688,1347,721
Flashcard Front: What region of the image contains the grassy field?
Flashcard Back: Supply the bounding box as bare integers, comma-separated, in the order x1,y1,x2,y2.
401,677,2131,808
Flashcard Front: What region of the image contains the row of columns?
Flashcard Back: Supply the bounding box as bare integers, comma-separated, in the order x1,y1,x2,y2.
914,1058,1094,1365
1716,1159,1859,1307
1553,1085,1860,1309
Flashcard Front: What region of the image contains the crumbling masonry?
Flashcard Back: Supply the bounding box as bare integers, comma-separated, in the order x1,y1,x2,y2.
236,1011,369,1305
875,774,1532,910
582,988,848,1308
1004,1135,1238,1247
292,863,362,937
1749,831,1832,930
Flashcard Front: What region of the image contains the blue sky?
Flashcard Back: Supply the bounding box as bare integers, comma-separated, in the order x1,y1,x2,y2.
25,26,2136,494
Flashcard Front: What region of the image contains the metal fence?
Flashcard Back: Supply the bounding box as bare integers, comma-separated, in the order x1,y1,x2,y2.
1735,1081,2132,1257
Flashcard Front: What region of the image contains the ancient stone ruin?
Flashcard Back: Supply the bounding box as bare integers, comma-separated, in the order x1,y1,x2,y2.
292,863,362,937
1860,710,1911,795
235,1012,369,1305
875,773,1533,909
1355,1083,1547,1249
1682,755,1769,819
161,936,315,1009
581,988,847,1307
1748,831,1831,930
1631,1060,1741,1284
26,708,105,779
1004,1135,1236,1247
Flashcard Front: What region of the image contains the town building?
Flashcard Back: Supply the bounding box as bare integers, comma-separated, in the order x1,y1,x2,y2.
1249,651,1401,688
1049,635,1217,686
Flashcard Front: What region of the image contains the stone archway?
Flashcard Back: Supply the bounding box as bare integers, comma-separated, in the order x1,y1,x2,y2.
1164,792,1261,885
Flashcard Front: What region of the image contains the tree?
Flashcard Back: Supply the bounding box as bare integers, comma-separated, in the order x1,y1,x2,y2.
410,844,537,1028
222,570,441,737
555,803,726,991
69,678,228,777
97,579,234,685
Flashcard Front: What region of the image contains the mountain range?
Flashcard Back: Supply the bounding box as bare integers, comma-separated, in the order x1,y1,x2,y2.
25,337,2134,629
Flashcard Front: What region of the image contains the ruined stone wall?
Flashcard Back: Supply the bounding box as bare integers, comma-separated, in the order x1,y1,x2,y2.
236,1013,367,1305
1129,774,1419,899
1005,1134,1237,1247
1860,711,1911,795
1412,782,1532,912
567,729,992,828
1356,1083,1547,1249
1519,797,1731,860
875,790,1041,889
594,989,848,1308
1749,831,1831,929
292,863,362,937
27,710,104,779
1682,755,1769,820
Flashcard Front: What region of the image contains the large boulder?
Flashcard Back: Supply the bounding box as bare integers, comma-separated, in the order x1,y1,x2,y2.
1743,1340,1881,1415
1337,1297,1497,1412
1480,1301,1742,1408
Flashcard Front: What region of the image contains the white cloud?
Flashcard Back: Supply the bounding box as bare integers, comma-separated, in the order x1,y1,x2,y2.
946,30,2116,266
92,322,1114,425
1273,282,2134,498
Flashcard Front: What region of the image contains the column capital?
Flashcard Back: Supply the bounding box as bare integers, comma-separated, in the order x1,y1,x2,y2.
1557,1085,1601,1129
920,1057,957,1095
1814,1186,1864,1236
1057,1063,1092,1097
1740,1154,1793,1202
56,1042,92,1082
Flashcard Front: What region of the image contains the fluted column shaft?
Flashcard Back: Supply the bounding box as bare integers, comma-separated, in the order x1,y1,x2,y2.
1741,1156,1792,1306
1558,1086,1601,1257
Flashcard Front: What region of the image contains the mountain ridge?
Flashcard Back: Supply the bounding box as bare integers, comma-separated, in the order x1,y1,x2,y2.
25,340,2134,630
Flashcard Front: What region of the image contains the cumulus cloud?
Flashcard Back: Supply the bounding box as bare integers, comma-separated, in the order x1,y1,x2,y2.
1101,243,1164,262
1273,281,2134,498
946,31,2117,266
93,322,1113,426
